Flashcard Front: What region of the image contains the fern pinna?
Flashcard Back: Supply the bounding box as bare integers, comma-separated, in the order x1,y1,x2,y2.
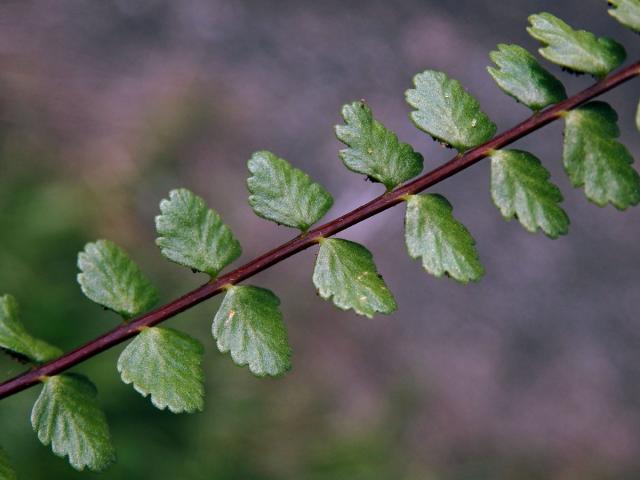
1,4,639,475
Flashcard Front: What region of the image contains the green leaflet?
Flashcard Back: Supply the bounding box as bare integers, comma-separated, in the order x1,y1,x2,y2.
563,102,640,209
527,12,626,78
608,0,640,32
335,101,423,190
31,374,115,472
406,70,496,153
117,327,204,413
213,285,291,377
0,294,62,363
487,44,567,111
0,446,16,480
404,194,484,283
313,238,396,318
247,151,333,230
490,150,569,238
156,188,242,277
77,240,158,319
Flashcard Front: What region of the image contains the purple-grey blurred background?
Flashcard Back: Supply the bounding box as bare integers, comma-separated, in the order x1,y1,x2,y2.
1,1,639,478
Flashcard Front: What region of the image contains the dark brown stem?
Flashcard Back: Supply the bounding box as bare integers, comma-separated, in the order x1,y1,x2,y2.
1,61,638,400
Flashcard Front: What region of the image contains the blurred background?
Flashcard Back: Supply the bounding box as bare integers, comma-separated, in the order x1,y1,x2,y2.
0,0,639,478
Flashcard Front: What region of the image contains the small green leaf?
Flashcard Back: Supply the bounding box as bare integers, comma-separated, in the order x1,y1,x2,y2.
563,101,640,209
247,151,333,230
213,285,291,377
527,12,626,78
490,150,569,238
31,374,115,472
313,238,397,318
335,101,423,190
487,44,567,111
156,188,242,277
608,0,640,32
406,70,497,153
117,327,204,413
0,446,17,480
77,240,159,319
404,194,484,283
0,294,62,363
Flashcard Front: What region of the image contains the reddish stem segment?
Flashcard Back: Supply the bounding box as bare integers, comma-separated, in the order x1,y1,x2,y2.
1,61,638,400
